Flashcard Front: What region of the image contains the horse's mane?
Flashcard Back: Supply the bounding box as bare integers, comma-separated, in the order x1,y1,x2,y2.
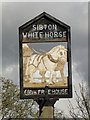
47,45,67,62
48,45,66,54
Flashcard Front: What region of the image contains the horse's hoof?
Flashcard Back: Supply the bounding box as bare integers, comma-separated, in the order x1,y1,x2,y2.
49,82,53,85
64,82,66,85
42,81,45,84
44,80,47,83
52,81,56,84
42,80,47,83
27,80,30,82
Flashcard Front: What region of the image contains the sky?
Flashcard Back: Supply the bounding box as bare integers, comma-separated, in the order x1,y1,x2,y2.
2,2,88,83
1,2,88,118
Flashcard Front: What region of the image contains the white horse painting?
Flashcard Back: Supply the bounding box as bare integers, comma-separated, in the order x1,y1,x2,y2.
24,45,67,85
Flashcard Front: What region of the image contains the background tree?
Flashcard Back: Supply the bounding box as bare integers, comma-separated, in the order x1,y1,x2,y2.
0,77,39,119
54,107,67,119
0,77,65,119
68,82,89,119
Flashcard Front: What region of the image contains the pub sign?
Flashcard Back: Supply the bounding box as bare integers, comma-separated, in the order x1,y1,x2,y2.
19,12,72,99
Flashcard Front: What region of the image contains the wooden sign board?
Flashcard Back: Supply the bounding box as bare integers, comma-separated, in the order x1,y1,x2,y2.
19,12,72,99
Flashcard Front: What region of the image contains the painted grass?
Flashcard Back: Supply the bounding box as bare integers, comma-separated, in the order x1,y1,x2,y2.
23,77,68,88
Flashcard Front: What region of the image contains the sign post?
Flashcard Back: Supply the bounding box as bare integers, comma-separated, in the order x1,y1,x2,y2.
19,12,72,118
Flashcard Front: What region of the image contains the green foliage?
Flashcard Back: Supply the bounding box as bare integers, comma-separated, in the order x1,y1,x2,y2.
0,77,39,119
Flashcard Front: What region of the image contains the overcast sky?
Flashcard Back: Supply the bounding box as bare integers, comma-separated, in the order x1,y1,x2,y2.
1,2,88,117
2,2,88,82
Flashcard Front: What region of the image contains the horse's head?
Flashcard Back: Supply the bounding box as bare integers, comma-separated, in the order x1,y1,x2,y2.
58,47,67,64
49,45,67,64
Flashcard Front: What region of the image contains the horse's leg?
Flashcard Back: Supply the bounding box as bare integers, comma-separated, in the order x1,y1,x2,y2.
49,73,53,85
60,68,65,85
49,71,56,85
28,65,37,83
23,57,28,81
26,62,30,81
53,72,56,83
39,71,46,83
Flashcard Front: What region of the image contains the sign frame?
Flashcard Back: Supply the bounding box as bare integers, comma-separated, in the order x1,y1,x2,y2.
19,12,72,99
